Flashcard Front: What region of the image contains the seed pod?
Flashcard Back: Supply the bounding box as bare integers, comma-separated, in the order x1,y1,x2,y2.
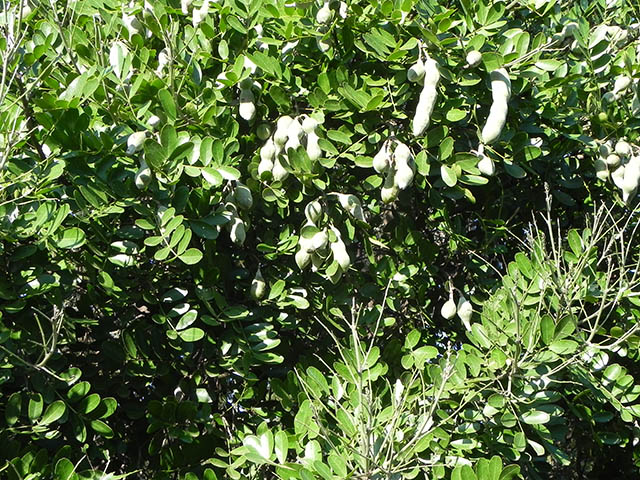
407,60,425,83
612,75,632,96
337,194,365,221
181,0,191,14
381,167,399,203
466,50,482,67
306,131,322,161
239,89,256,121
331,237,351,271
316,37,331,52
249,268,267,300
305,200,323,224
311,229,329,251
623,187,637,206
302,117,319,134
148,115,161,130
611,165,626,189
393,143,415,190
440,298,457,320
123,13,143,36
477,154,495,176
605,153,621,167
285,118,304,151
127,131,146,154
456,297,473,331
481,68,511,144
295,247,312,270
412,58,440,137
135,159,152,190
615,140,632,157
272,158,289,182
274,116,293,146
373,142,390,173
594,157,609,181
234,183,253,210
229,217,246,245
316,2,332,23
622,156,640,193
257,124,271,141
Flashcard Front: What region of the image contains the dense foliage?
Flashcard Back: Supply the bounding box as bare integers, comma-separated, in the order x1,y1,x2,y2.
2,0,640,478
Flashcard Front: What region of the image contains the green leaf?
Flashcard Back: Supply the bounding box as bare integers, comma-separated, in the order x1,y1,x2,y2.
55,458,75,480
28,393,44,420
441,165,457,187
90,419,114,438
178,327,205,342
274,430,288,464
40,400,66,425
520,409,551,425
54,227,86,249
158,88,177,121
179,248,203,265
5,392,21,425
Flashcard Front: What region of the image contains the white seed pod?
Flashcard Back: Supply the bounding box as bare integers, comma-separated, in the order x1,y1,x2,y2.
456,297,473,331
622,187,637,206
260,138,276,162
302,116,318,134
407,59,425,83
381,167,399,203
239,89,256,121
394,158,415,190
306,131,322,161
192,0,209,27
615,140,632,157
234,183,253,210
272,158,289,182
229,217,246,245
622,156,640,192
612,75,632,96
316,37,331,52
481,68,511,144
622,169,639,194
285,118,304,151
337,193,365,221
127,131,146,154
594,157,609,181
181,0,192,14
466,50,482,67
123,13,143,36
148,115,161,130
338,1,347,18
305,200,323,224
274,116,293,146
295,247,312,270
412,58,440,137
611,164,626,189
249,268,266,300
477,153,495,176
330,237,351,270
311,229,329,251
373,142,390,173
316,1,332,24
605,153,621,167
440,298,457,320
135,159,152,190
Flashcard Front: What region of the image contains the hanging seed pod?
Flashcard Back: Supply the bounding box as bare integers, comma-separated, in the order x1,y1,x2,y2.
412,58,440,137
249,268,267,300
480,68,511,144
